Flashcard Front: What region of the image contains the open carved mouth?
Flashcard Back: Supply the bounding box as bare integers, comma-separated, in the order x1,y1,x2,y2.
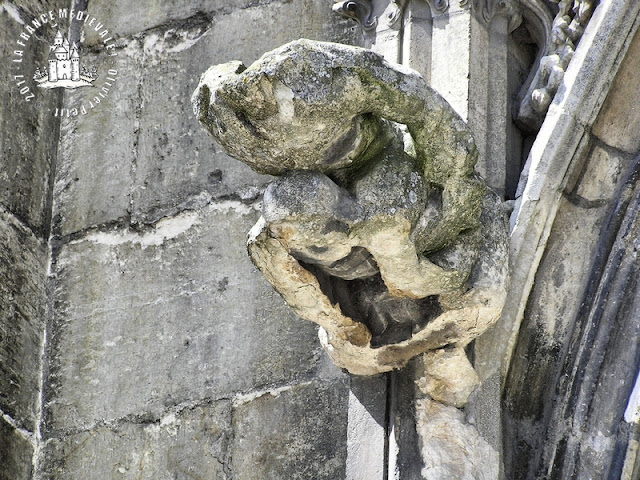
297,247,444,347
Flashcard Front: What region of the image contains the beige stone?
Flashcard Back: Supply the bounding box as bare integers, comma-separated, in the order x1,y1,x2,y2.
416,398,499,480
592,26,640,153
418,348,480,408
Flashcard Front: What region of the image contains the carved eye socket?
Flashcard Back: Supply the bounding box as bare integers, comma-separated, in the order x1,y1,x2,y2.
346,1,357,12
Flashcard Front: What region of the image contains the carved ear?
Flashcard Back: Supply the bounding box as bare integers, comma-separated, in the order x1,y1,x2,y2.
191,60,247,133
193,61,286,175
193,59,279,124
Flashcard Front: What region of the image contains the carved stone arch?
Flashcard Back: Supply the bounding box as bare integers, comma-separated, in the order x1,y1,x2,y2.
502,4,640,477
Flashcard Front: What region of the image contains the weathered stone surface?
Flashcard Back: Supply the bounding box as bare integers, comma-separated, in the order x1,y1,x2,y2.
507,2,640,353
503,141,637,478
53,50,139,237
548,1,640,131
194,40,479,180
504,195,612,420
43,401,232,480
516,0,596,130
431,8,472,120
416,398,498,480
130,20,274,225
401,0,432,80
592,25,640,154
0,6,61,235
46,204,340,434
390,362,425,479
502,110,590,376
346,375,387,479
511,156,640,478
194,39,509,375
82,0,360,46
0,416,34,480
231,379,349,480
465,371,502,454
0,209,47,431
246,186,508,375
50,1,362,229
418,348,480,408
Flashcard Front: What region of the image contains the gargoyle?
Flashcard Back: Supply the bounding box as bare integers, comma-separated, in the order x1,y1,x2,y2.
193,40,508,381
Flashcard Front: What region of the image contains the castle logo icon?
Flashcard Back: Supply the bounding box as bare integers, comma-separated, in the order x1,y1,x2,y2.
33,30,98,89
12,7,119,115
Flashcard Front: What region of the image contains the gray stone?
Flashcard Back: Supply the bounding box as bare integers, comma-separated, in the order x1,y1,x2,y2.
516,0,597,130
231,379,349,480
0,209,47,431
390,362,424,480
573,144,628,203
401,0,432,81
46,204,339,434
464,371,502,455
504,2,640,379
346,375,388,479
194,40,479,180
502,134,638,477
549,1,640,130
504,143,640,477
500,111,590,377
82,0,361,46
0,7,61,235
415,398,498,480
54,1,362,232
53,50,140,237
130,22,274,225
0,416,34,480
431,8,472,120
42,400,232,480
115,0,359,225
418,348,480,408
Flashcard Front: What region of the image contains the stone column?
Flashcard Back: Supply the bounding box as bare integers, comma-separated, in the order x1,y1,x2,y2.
430,0,473,120
467,1,522,197
402,0,432,80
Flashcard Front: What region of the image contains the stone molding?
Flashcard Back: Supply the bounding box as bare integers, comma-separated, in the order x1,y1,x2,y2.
384,0,405,27
332,0,378,30
471,0,523,32
501,0,640,378
333,0,452,29
425,0,450,15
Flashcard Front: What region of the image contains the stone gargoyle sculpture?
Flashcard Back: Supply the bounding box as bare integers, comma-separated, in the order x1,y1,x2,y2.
193,40,509,381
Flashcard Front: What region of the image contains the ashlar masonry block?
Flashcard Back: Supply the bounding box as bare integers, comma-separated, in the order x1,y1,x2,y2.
46,205,336,434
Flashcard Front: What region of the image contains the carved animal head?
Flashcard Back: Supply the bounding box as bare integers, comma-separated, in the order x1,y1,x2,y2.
192,40,385,177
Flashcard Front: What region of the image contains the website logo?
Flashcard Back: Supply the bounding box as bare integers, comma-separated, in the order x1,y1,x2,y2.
11,7,120,117
34,30,98,89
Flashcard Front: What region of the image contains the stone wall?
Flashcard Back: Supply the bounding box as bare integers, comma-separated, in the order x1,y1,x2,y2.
1,1,362,478
0,1,64,478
